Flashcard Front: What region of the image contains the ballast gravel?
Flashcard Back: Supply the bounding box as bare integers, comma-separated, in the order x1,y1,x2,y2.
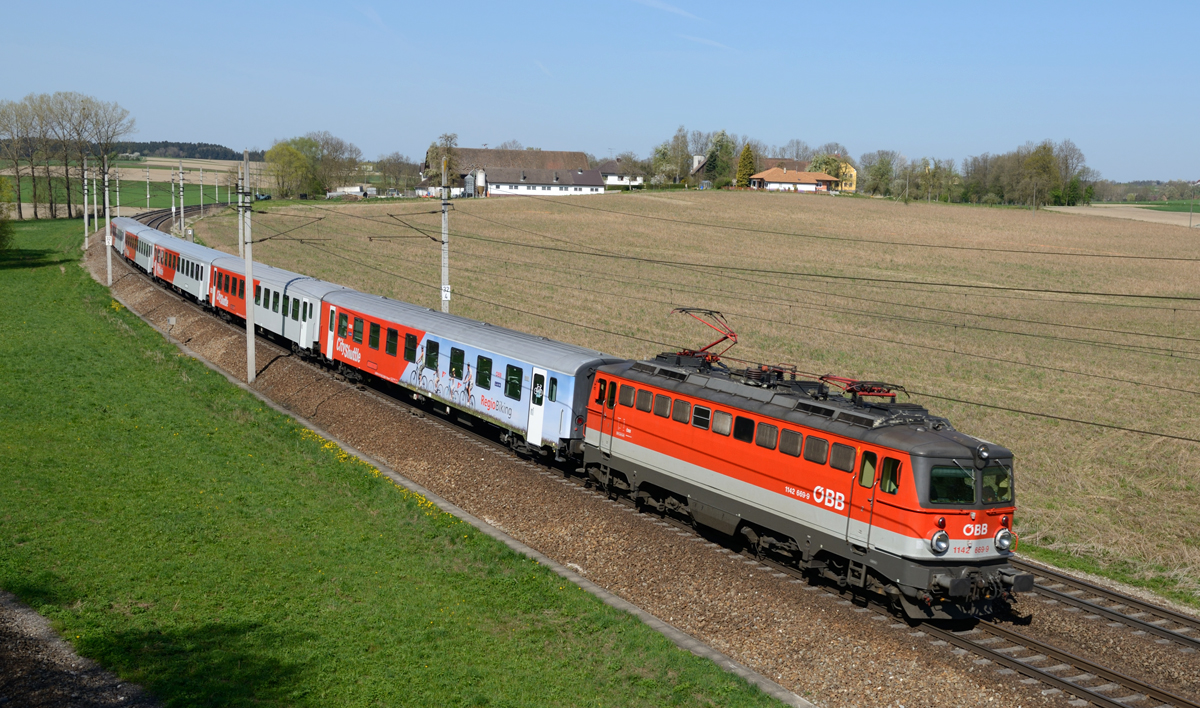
65,244,1200,708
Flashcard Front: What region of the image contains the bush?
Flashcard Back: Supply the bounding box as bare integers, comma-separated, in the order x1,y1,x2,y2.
714,178,732,189
981,193,1001,205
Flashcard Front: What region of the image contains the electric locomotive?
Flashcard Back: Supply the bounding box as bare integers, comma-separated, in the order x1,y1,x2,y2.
582,316,1033,619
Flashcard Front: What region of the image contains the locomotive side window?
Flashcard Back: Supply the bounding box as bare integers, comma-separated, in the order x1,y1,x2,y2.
352,317,364,344
671,399,691,423
504,365,522,401
830,443,856,472
981,465,1012,504
859,452,877,488
779,429,802,457
606,382,617,409
450,348,464,379
595,379,607,405
548,377,557,402
755,423,778,450
929,466,975,504
712,411,732,436
337,313,348,337
475,356,492,388
653,394,671,418
404,334,418,362
618,384,635,407
385,328,398,356
424,340,439,370
691,406,711,430
635,389,653,412
369,323,381,350
803,436,829,464
732,416,755,443
879,458,901,495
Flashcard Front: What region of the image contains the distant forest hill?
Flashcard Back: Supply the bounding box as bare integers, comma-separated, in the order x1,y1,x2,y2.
114,141,265,161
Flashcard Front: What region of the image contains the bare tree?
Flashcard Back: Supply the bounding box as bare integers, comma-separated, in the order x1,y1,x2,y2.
1055,139,1086,184
90,99,136,212
496,139,523,150
0,98,30,220
777,139,814,162
303,131,362,192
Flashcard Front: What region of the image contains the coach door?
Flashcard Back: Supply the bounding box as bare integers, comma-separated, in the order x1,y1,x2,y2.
527,367,547,447
325,306,337,359
846,451,878,547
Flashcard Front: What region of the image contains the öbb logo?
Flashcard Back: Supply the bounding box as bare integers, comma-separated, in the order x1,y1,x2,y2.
962,523,989,537
336,339,361,362
812,486,845,511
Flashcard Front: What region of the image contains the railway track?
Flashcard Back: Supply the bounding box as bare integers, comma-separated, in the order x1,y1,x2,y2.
1011,558,1200,652
111,220,1200,707
139,203,221,232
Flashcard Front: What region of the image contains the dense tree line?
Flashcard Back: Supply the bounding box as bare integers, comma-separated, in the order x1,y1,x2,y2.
113,141,264,161
0,92,135,220
265,131,363,197
639,126,853,188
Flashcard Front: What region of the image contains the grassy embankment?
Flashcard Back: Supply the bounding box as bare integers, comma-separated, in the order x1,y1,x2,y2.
0,219,781,707
2,175,230,210
194,192,1200,610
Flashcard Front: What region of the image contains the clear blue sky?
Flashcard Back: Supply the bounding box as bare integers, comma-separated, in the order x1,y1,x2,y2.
8,0,1197,181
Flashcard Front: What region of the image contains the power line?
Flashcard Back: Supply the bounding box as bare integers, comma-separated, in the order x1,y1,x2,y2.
512,194,1200,263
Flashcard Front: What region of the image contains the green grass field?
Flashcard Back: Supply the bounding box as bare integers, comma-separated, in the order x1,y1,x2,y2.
3,175,233,211
0,219,781,708
1133,199,1200,213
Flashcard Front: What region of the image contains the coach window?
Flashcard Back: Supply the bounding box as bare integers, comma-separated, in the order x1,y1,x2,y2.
424,340,439,369
779,429,802,457
755,422,778,450
283,294,291,315
880,458,902,495
450,347,464,379
255,285,262,305
595,379,607,405
337,312,348,337
712,410,732,436
239,279,245,300
803,437,829,465
653,394,671,418
352,317,364,344
548,377,558,402
385,328,398,356
831,443,856,472
476,356,492,388
272,291,280,313
672,399,691,423
301,301,308,322
606,382,617,409
635,389,653,412
368,323,381,350
328,309,335,332
532,373,545,405
291,298,300,320
733,416,755,443
618,384,635,407
504,365,523,401
691,405,711,430
404,333,418,362
859,452,878,489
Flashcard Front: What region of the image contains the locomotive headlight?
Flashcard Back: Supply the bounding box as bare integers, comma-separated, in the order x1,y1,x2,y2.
931,530,950,554
995,528,1013,552
977,444,990,460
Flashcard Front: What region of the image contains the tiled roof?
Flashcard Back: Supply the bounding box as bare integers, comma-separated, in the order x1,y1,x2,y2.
485,168,604,187
749,168,838,184
425,148,589,173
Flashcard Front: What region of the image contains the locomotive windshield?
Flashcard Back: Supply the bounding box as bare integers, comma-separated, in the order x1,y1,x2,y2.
928,462,1014,506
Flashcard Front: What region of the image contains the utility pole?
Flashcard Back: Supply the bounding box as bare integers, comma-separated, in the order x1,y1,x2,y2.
146,166,150,209
237,166,244,258
199,167,204,209
1190,181,1196,229
92,170,97,227
104,167,112,287
82,158,89,250
116,167,121,218
179,162,185,236
441,156,450,313
243,150,256,384
170,173,176,231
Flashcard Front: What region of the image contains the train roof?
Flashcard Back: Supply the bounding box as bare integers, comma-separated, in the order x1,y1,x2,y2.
209,255,348,298
600,357,1012,460
325,290,621,374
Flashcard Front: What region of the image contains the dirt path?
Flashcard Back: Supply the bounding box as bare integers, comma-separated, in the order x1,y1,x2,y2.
1045,204,1200,228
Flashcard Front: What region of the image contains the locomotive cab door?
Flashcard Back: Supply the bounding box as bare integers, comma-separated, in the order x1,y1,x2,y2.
846,451,878,547
600,381,617,456
527,368,548,447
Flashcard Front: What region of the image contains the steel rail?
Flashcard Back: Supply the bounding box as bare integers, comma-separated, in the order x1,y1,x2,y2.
109,230,1199,708
1011,558,1200,650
